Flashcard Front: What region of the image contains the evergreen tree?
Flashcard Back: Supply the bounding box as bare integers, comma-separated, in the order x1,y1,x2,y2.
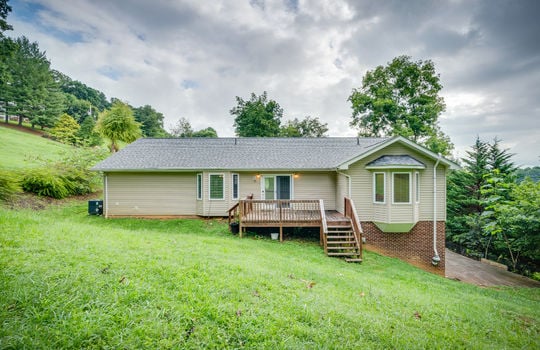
50,113,80,145
76,115,102,147
133,104,167,137
447,137,517,258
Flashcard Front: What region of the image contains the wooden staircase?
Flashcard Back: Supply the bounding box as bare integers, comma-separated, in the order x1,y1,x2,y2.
325,222,362,262
322,198,363,263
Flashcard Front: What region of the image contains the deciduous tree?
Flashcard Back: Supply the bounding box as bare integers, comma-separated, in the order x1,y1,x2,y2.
280,116,328,137
192,127,217,138
230,91,283,137
348,55,452,155
96,101,141,152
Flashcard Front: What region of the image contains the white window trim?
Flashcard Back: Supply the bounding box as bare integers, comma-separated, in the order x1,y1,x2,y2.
231,173,239,200
196,173,202,200
260,174,294,200
373,172,386,204
208,173,225,200
392,172,412,204
415,172,420,203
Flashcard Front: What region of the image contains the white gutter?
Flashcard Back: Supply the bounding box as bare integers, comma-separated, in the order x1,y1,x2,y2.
432,154,442,265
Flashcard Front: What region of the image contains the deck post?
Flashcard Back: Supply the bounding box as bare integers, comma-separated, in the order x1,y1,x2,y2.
279,201,283,242
239,200,243,238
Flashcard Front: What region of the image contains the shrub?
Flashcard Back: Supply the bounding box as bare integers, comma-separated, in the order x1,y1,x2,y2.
21,148,108,199
0,170,22,201
22,168,70,199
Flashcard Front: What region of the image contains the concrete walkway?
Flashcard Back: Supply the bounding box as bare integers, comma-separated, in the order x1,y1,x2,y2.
445,249,540,287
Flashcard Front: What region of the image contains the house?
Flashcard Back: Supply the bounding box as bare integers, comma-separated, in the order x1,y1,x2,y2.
92,136,458,273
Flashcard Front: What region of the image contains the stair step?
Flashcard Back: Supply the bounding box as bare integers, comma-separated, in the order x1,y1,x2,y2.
326,240,356,244
326,235,355,239
327,252,361,256
326,246,358,250
345,258,363,263
326,231,353,234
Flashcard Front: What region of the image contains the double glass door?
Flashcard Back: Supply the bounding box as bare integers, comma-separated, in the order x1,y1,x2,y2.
262,175,291,200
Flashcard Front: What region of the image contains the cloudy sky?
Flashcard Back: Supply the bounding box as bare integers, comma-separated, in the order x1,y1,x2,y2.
7,0,540,166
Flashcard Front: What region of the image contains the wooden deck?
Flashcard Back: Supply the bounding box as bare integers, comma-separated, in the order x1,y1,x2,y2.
228,197,363,262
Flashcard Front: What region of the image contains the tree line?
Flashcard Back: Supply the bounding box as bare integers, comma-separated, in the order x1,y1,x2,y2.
447,137,539,276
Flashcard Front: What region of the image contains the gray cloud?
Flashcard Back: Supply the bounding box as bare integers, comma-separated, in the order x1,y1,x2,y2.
8,0,540,166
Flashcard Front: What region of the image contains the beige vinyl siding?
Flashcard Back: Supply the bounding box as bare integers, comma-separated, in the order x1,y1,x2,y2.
348,143,447,222
238,172,262,199
230,171,337,209
336,173,349,213
201,171,231,217
106,172,197,216
293,172,336,210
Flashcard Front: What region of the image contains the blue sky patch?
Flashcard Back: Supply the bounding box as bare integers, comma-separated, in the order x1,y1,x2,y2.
11,0,85,44
98,66,122,81
181,79,199,89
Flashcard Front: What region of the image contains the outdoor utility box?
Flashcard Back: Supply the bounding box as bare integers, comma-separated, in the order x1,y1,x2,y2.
88,200,103,215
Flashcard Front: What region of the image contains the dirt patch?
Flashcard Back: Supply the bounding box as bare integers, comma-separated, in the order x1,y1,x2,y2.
0,122,49,137
4,191,103,211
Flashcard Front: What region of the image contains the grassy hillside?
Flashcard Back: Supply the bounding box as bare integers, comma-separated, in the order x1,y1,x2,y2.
0,125,73,170
1,201,538,349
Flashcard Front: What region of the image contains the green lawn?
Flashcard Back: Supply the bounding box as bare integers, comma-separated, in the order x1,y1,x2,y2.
0,125,73,170
0,201,539,349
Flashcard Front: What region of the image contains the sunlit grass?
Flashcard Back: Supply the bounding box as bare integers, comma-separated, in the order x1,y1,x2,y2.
0,201,539,349
0,126,72,170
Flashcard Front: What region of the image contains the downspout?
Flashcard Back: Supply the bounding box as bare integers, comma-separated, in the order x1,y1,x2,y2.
432,154,442,266
104,174,108,218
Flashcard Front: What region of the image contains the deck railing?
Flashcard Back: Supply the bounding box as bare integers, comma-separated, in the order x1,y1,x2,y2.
344,197,363,259
240,199,321,224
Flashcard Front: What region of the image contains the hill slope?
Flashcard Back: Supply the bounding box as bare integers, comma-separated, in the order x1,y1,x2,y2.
0,201,538,349
0,124,73,170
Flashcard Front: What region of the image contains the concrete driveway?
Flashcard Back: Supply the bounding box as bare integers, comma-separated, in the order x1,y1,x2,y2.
445,249,540,287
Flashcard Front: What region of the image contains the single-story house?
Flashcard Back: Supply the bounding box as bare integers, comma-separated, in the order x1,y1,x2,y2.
92,136,458,273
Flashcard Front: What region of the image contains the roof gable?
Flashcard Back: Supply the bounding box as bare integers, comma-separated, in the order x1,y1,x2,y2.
337,136,459,170
366,155,426,169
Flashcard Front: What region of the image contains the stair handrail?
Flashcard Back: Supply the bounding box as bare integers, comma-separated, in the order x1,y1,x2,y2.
344,197,363,259
319,199,327,253
227,202,239,228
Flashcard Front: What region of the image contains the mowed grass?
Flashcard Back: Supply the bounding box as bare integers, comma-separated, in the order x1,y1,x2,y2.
1,202,539,349
0,125,73,170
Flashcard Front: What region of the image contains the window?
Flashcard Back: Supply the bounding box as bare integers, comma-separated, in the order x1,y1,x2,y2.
373,172,385,203
209,174,224,200
393,173,411,203
232,173,239,200
415,172,420,203
196,173,202,200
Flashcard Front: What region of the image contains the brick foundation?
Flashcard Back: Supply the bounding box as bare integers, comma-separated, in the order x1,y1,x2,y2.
363,221,446,275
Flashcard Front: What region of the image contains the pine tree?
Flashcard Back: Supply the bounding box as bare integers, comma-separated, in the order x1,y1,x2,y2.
77,115,102,147
447,137,517,258
50,113,80,145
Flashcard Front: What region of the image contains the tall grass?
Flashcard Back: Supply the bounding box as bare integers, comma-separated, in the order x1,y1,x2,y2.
1,201,539,349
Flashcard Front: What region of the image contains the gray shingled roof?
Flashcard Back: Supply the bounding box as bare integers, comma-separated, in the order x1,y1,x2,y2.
366,155,426,168
92,137,389,171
